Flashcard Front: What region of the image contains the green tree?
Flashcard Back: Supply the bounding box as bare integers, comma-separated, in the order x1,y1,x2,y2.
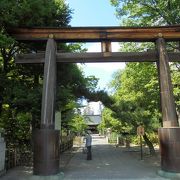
99,108,123,133
0,0,104,152
110,0,180,26
0,0,71,73
110,63,161,154
68,114,87,135
108,0,180,154
0,1,91,149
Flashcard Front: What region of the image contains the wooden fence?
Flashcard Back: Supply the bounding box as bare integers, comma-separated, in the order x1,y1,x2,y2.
6,136,74,170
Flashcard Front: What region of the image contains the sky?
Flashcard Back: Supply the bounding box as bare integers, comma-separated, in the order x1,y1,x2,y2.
66,0,119,26
66,0,125,91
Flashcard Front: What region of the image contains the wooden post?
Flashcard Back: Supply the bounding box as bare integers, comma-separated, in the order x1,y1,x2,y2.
157,38,180,174
33,37,60,175
156,38,178,127
140,135,143,160
101,41,112,57
41,37,57,129
101,41,112,53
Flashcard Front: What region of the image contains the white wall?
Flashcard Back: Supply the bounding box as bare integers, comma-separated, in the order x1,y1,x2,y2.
81,101,103,115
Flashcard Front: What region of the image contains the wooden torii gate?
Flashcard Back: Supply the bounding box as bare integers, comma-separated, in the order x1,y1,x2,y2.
8,25,180,176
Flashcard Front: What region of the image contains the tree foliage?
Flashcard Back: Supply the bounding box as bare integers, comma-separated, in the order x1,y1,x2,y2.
0,0,101,150
0,0,71,148
110,0,180,26
98,108,124,133
103,0,180,154
110,0,180,119
68,114,87,135
111,62,161,130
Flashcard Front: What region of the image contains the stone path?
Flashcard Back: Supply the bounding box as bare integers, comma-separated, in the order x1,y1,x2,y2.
63,134,167,180
0,134,169,180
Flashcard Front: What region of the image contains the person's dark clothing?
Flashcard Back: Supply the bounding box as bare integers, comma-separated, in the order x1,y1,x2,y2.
85,133,92,160
87,146,92,160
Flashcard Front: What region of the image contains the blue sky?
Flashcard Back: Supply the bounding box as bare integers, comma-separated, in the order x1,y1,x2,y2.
66,0,119,26
66,0,125,90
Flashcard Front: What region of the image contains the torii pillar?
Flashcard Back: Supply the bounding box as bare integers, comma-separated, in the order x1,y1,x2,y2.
33,37,60,175
156,37,180,175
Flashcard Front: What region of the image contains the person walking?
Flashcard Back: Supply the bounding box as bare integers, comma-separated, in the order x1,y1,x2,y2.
85,130,92,160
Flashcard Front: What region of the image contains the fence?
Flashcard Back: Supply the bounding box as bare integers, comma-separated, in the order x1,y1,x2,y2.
5,147,33,170
108,132,130,147
108,132,118,144
5,135,74,170
60,136,73,152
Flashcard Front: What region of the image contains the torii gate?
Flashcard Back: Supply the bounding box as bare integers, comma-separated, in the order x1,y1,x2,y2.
8,25,180,176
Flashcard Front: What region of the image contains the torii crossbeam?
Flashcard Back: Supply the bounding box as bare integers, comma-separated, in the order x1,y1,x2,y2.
8,25,180,42
15,51,180,63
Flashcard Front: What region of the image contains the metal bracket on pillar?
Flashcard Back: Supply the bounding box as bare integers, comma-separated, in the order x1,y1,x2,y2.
156,37,178,127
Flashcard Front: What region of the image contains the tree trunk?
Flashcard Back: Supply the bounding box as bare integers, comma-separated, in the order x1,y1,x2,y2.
143,133,156,155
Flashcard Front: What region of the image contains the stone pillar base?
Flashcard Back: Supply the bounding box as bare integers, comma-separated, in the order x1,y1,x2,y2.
159,127,180,173
27,172,64,180
0,169,6,177
158,170,180,179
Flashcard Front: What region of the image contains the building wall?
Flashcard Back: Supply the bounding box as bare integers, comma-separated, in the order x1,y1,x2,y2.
84,115,102,133
84,115,102,125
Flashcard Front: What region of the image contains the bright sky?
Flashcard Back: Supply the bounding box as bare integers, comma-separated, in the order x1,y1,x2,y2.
66,0,125,91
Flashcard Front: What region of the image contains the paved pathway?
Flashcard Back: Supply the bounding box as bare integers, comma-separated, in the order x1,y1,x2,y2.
63,134,167,180
0,134,169,180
